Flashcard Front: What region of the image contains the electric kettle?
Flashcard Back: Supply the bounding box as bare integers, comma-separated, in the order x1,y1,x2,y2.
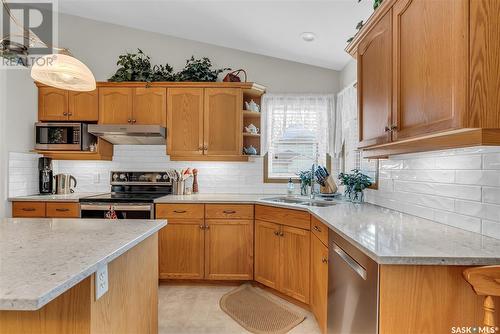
54,174,77,194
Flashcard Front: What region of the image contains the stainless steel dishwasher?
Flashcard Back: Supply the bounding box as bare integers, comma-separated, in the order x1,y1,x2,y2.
327,229,379,334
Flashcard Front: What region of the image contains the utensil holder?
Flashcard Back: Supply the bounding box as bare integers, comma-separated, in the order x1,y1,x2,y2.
173,180,185,195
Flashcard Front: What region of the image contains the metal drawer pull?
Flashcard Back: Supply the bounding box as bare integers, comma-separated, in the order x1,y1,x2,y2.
313,225,322,232
223,210,236,214
173,210,187,213
22,208,36,211
55,208,70,212
333,244,367,280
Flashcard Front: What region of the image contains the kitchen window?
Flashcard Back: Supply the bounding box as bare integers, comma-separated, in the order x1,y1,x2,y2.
262,94,335,182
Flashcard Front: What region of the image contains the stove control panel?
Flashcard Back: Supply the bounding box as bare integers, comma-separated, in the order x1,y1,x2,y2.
110,171,171,185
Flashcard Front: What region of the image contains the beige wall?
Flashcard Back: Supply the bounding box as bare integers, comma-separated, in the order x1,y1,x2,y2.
339,59,357,90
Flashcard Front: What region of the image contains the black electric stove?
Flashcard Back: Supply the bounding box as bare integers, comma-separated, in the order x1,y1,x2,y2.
80,171,172,219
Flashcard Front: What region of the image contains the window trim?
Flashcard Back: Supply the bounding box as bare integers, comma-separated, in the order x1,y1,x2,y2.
264,153,332,184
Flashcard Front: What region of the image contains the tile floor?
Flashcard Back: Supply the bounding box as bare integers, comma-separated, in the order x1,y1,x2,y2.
158,284,321,334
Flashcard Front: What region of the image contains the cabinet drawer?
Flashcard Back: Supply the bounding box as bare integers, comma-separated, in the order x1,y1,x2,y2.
205,204,254,219
12,202,46,217
255,205,310,230
311,217,329,247
156,204,204,219
46,202,80,218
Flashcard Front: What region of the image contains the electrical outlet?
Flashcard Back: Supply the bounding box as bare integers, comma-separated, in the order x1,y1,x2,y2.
95,264,108,300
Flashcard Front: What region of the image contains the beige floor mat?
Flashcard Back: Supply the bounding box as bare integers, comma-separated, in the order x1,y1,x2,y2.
220,284,307,334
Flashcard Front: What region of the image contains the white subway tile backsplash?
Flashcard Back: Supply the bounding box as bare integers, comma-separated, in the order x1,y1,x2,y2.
369,146,500,239
483,153,500,170
482,220,500,239
456,170,500,187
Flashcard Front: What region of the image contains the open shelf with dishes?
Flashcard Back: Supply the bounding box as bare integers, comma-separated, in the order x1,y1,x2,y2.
242,92,263,157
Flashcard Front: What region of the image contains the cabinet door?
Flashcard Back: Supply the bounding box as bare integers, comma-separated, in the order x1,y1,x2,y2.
280,225,310,303
68,90,98,121
357,10,392,148
392,0,467,140
167,88,204,156
204,219,253,280
204,88,242,156
254,220,281,289
98,87,133,124
158,220,205,279
310,234,328,334
133,87,166,126
38,87,68,121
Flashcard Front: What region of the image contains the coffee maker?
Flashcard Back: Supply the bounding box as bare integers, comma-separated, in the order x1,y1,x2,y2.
38,157,53,194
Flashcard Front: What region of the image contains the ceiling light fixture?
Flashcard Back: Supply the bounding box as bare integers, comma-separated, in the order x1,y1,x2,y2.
1,0,96,91
301,32,316,42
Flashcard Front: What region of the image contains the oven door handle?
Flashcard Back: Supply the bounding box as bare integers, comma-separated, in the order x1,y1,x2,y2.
80,204,153,211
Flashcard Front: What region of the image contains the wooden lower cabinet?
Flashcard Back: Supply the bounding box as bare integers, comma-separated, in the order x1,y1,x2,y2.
255,218,311,304
310,234,328,334
156,204,254,281
280,225,310,303
12,201,79,218
158,219,205,279
204,219,253,280
255,220,281,289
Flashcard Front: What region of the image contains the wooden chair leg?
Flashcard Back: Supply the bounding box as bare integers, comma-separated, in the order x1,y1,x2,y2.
484,295,495,327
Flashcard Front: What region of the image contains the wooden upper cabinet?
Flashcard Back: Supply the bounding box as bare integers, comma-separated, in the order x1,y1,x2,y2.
68,90,98,121
255,220,281,290
392,0,468,140
204,88,243,156
167,88,204,156
99,87,133,124
204,219,253,280
133,87,166,126
357,10,392,148
38,87,69,121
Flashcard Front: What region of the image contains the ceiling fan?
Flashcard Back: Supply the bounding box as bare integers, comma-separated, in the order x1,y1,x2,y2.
0,0,96,91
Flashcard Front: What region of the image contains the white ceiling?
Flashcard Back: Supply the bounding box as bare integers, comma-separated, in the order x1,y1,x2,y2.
57,0,374,70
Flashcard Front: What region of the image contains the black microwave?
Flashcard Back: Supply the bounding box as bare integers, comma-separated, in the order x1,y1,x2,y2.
35,122,95,151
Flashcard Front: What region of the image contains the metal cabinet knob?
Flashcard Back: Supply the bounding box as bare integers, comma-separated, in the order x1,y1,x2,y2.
274,231,279,236
322,258,328,264
313,225,321,232
127,119,132,123
199,224,204,229
63,112,68,116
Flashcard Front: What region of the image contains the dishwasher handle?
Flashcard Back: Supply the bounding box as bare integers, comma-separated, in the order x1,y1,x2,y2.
333,244,367,280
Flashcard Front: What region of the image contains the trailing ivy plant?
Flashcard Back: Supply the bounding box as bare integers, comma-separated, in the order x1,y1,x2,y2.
347,0,383,43
108,51,230,82
176,56,230,82
109,49,156,82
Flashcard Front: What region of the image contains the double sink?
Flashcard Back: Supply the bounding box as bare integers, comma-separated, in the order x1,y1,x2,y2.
262,196,338,207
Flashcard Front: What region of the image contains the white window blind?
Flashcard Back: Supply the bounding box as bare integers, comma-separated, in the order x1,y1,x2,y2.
262,94,334,180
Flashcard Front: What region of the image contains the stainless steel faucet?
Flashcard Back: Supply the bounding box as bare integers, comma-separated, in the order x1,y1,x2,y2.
310,163,317,199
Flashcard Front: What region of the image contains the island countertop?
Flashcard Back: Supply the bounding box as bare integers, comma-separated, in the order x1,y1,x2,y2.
155,194,500,266
0,218,166,311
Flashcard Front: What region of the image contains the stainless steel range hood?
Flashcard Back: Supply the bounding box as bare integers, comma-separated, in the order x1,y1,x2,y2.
88,124,166,145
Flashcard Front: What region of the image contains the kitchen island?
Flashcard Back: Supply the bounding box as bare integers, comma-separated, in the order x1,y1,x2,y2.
0,218,166,334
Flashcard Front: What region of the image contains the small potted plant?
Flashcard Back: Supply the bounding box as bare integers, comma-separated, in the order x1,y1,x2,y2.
298,170,312,196
338,169,373,203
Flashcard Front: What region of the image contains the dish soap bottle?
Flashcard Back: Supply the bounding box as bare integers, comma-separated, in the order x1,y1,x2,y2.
287,178,295,196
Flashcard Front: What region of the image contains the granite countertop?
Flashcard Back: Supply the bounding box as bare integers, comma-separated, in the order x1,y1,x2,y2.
8,192,106,202
0,218,167,311
156,194,500,266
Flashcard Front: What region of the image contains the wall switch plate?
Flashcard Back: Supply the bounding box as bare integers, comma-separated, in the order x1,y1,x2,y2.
95,264,108,300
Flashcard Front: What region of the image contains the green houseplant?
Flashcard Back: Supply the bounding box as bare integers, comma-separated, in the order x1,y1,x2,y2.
298,170,312,196
108,50,230,82
338,169,373,203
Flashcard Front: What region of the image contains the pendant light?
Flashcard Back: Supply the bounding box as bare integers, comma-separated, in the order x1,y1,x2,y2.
31,50,96,91
1,0,96,91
